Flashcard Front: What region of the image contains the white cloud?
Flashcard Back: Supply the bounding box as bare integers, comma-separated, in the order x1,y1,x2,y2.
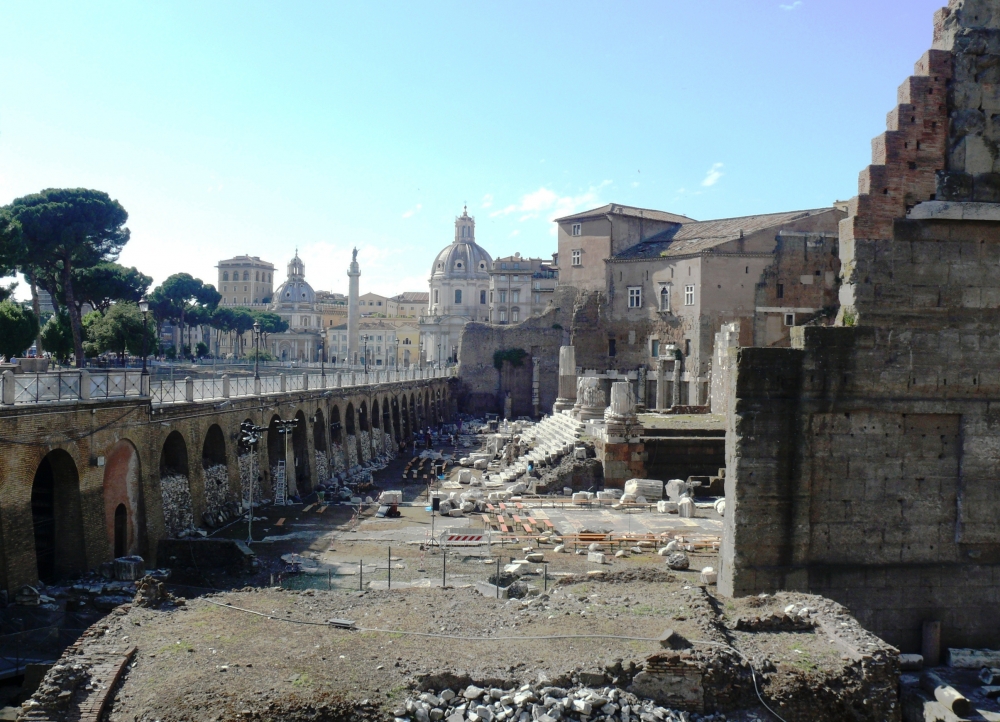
402,203,423,219
701,163,724,187
631,181,640,188
509,230,520,238
481,194,493,209
779,1,801,9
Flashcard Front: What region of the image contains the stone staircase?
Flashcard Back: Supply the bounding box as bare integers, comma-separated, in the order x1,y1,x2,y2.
490,412,586,488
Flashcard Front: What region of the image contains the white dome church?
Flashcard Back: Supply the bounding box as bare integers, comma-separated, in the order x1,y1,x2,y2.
420,207,492,365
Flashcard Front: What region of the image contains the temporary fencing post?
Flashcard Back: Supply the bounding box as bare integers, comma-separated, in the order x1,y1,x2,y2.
496,558,500,599
388,546,391,590
359,559,363,591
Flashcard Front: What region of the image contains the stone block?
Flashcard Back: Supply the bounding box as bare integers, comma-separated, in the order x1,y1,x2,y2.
587,552,606,564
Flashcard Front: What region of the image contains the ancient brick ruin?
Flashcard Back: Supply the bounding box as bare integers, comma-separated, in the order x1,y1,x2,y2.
720,0,1000,651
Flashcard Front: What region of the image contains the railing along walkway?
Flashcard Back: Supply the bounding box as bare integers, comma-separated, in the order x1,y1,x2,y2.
1,367,455,407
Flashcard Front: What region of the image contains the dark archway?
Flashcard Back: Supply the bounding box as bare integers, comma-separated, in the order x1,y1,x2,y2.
293,410,310,493
345,403,356,435
359,401,369,432
424,391,430,426
371,400,380,429
382,399,392,440
114,504,127,559
202,424,226,469
314,409,327,451
160,431,189,478
32,450,85,583
409,394,417,432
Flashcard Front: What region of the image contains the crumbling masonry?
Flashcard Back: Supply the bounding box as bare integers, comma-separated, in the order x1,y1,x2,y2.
720,0,1000,652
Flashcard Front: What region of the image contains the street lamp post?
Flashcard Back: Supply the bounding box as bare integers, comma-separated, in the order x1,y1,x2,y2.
361,334,369,375
253,321,262,381
318,340,325,381
138,299,150,377
240,420,266,544
275,417,299,504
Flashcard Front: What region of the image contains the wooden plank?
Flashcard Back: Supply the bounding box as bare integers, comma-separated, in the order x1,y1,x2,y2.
486,503,496,512
481,514,491,527
317,505,328,514
527,516,537,524
515,502,524,510
275,518,285,527
522,523,533,534
500,524,509,533
543,520,554,529
512,515,522,524
499,503,507,511
302,504,316,513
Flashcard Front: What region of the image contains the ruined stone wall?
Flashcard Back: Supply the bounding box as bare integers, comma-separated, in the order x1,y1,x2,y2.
752,231,842,347
721,0,1000,652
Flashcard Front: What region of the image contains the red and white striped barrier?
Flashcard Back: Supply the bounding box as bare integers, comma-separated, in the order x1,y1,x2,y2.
439,531,491,547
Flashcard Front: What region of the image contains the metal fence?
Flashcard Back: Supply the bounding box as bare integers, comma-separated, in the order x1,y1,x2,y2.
2,366,455,407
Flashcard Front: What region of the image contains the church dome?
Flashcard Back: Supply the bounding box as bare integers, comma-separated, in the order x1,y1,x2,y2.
430,207,492,281
273,252,316,306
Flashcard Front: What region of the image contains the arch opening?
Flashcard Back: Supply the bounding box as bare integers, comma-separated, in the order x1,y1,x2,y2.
159,431,195,537
32,450,85,583
103,440,143,560
292,410,310,494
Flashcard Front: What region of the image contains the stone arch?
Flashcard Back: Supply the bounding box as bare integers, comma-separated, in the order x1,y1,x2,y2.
103,439,144,561
409,393,418,431
359,401,369,432
32,449,86,583
293,410,310,495
382,399,392,440
159,431,194,537
313,409,327,451
424,390,430,425
371,400,380,429
201,424,230,517
329,405,345,473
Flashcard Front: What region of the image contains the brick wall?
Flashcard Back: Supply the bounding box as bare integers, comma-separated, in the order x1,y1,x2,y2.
0,377,450,593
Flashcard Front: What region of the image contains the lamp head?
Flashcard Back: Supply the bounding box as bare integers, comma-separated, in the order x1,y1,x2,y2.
138,299,149,313
253,321,261,333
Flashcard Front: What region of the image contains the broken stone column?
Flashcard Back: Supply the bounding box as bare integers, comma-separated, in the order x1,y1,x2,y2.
636,366,647,411
552,346,577,413
671,356,681,408
655,357,669,411
576,377,606,421
608,381,636,418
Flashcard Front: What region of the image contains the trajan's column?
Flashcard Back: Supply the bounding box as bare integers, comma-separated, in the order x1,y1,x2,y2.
347,247,360,367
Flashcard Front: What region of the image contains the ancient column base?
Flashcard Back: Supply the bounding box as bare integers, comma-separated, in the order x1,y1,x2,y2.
552,398,575,414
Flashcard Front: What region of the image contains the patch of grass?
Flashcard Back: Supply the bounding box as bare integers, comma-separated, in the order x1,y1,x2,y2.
292,673,313,688
386,685,408,700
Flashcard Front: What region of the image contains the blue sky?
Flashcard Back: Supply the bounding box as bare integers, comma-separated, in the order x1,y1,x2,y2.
1,0,944,299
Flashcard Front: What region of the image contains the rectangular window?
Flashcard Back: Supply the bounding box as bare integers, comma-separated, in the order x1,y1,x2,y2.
480,290,486,304
499,309,507,323
533,281,540,290
572,223,582,236
659,285,670,312
512,309,519,322
571,249,582,266
490,291,494,302
499,290,507,303
608,338,616,357
512,290,520,303
628,286,642,308
685,339,691,356
776,283,784,299
784,313,795,327
684,285,694,306
534,293,540,304
651,339,660,357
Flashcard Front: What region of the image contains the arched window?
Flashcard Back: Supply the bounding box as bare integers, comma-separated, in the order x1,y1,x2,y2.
243,271,249,281
499,309,507,323
255,271,260,282
223,271,229,281
434,289,439,304
267,273,271,282
454,289,462,304
660,285,670,312
511,308,520,323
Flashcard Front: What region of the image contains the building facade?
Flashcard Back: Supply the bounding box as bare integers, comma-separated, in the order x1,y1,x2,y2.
267,253,323,362
217,256,275,307
419,207,493,365
488,253,558,324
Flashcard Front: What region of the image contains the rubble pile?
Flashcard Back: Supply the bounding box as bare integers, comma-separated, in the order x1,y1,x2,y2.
345,437,360,468
315,450,330,483
159,474,195,537
239,453,261,505
18,662,89,718
535,456,603,494
393,683,725,722
133,575,183,608
359,430,372,463
203,463,232,513
330,442,347,472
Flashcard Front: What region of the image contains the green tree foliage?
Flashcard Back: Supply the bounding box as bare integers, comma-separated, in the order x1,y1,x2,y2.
195,341,208,358
246,348,275,362
40,312,74,363
86,302,155,363
70,262,152,314
0,300,39,360
149,273,221,356
6,189,130,367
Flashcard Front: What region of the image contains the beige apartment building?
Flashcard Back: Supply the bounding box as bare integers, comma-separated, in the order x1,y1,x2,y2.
487,253,558,324
555,205,693,292
390,292,428,318
217,256,276,307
